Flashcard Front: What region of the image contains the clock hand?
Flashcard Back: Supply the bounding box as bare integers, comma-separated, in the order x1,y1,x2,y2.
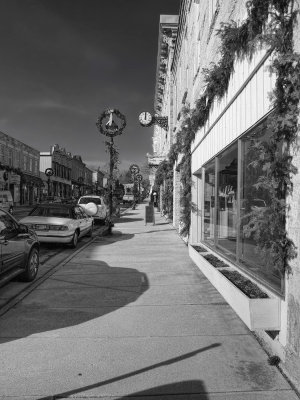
144,112,146,120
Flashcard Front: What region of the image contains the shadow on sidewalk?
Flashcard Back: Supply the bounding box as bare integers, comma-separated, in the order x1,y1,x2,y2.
93,231,135,245
115,217,144,224
0,261,149,344
37,344,220,399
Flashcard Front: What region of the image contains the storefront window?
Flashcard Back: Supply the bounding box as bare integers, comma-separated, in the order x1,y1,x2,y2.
239,131,281,290
216,143,238,259
202,125,282,292
203,160,215,247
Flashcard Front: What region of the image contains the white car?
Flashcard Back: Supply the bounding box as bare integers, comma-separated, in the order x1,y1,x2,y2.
19,203,94,248
78,195,108,224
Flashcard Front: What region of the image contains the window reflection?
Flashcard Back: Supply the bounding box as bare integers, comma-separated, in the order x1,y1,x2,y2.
216,143,238,259
202,125,282,293
203,160,215,246
239,132,281,289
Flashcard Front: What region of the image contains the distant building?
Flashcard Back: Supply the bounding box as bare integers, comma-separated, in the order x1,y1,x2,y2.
40,144,72,199
84,166,93,195
92,169,105,194
0,131,41,205
71,155,86,198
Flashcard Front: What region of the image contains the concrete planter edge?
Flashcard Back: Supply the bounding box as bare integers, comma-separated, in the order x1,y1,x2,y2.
188,244,281,331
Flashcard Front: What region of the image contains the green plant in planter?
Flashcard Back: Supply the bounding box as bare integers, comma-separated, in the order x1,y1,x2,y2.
220,270,269,299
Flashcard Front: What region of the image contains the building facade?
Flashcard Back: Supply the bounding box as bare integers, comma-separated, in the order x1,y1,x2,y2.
152,0,300,390
0,131,41,205
40,144,72,199
147,15,178,194
92,169,105,195
84,166,93,195
71,155,87,198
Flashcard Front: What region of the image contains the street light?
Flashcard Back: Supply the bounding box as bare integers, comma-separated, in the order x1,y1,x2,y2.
96,109,126,232
45,168,54,197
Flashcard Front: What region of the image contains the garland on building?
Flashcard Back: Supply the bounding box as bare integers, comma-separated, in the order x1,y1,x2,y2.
156,0,300,273
154,159,174,218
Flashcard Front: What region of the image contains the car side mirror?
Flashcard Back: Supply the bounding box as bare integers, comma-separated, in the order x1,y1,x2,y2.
18,224,29,234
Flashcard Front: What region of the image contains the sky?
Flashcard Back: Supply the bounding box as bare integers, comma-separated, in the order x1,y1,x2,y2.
0,0,181,173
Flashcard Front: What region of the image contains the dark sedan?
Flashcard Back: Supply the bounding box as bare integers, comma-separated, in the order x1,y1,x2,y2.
0,208,40,288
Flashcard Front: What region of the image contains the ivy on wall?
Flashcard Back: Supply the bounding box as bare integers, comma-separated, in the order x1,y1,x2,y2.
154,159,174,218
155,0,300,274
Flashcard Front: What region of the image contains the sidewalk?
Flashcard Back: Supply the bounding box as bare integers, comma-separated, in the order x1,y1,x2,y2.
0,202,298,399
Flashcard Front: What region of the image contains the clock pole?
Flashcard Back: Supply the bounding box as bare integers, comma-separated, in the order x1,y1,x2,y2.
96,109,126,234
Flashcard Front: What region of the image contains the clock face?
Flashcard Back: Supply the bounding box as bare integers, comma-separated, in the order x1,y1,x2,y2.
139,111,152,126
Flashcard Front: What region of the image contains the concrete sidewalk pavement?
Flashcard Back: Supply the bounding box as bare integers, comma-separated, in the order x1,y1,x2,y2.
0,202,298,399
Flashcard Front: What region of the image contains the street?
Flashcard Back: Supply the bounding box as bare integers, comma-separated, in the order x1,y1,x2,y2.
0,203,130,311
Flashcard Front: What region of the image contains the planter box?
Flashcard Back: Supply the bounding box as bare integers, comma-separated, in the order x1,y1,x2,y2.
189,244,281,331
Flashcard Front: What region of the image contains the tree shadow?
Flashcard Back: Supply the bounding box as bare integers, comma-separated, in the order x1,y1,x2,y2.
133,228,175,234
93,231,135,245
37,344,220,399
115,217,144,223
0,261,149,344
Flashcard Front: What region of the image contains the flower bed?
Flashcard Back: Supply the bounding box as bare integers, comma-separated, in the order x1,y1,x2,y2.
192,244,208,253
220,270,268,299
203,254,230,269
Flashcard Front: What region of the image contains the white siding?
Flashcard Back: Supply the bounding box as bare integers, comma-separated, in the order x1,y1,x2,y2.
192,52,274,173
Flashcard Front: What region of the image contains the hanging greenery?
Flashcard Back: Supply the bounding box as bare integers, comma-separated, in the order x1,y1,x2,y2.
154,159,174,217
104,140,120,205
155,0,299,273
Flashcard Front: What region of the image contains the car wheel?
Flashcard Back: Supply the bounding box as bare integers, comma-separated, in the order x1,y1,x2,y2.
70,230,79,248
19,247,39,282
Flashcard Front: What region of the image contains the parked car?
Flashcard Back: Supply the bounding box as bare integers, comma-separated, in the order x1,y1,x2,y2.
0,208,39,288
19,203,94,248
78,195,108,224
122,194,135,204
0,190,14,214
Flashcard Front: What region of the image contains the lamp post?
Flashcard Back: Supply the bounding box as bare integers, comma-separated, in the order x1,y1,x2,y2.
136,173,143,201
45,168,54,198
96,109,126,233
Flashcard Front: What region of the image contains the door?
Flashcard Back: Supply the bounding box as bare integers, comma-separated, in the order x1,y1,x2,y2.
74,206,88,236
0,210,26,273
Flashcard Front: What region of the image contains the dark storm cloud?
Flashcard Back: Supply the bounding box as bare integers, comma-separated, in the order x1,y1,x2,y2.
0,0,180,170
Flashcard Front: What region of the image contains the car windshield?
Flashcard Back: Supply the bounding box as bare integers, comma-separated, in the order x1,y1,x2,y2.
79,197,101,205
30,206,71,218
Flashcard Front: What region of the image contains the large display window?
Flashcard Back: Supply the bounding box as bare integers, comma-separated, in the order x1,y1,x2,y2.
202,125,282,293
203,160,215,247
216,143,238,260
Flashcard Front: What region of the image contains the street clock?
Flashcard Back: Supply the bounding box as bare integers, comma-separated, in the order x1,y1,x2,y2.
139,111,153,127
